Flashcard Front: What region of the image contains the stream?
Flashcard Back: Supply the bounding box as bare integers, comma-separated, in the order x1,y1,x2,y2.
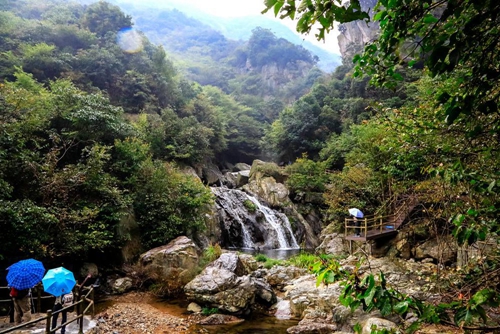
151,298,299,334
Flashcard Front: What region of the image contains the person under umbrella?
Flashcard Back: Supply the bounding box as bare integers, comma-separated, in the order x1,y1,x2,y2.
6,259,45,324
348,208,364,237
42,267,76,334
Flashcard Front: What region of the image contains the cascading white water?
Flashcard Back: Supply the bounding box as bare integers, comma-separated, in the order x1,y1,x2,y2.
247,196,299,249
212,187,299,250
212,188,255,249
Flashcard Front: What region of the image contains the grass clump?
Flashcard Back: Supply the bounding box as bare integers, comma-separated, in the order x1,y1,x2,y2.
243,199,257,212
254,253,283,269
199,243,222,268
287,252,324,269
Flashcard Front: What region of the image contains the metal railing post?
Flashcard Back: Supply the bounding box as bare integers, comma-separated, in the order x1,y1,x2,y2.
90,287,95,318
364,218,367,237
79,296,84,334
9,298,14,323
45,309,52,334
37,288,41,313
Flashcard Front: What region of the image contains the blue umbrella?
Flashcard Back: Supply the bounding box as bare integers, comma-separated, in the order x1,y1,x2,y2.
348,208,364,218
42,267,76,297
6,259,45,290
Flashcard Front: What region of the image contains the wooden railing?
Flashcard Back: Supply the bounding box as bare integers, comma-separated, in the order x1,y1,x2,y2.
344,194,418,240
0,285,95,334
344,215,397,238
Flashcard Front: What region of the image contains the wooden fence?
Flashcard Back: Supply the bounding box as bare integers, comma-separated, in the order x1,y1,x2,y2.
0,285,95,334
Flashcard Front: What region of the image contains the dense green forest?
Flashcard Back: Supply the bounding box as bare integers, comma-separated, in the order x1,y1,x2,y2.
1,0,499,327
0,0,352,264
264,0,500,328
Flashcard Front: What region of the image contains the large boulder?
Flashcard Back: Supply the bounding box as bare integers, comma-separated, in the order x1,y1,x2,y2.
234,163,251,172
139,236,200,294
265,265,308,291
248,160,286,185
212,253,247,276
236,170,250,188
316,231,345,255
110,277,133,294
284,275,344,318
244,176,290,208
202,164,224,186
184,266,256,313
184,253,277,314
414,236,457,264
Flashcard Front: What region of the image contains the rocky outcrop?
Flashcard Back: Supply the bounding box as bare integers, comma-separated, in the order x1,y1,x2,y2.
337,0,379,59
197,314,245,325
184,253,276,314
110,277,133,294
315,222,346,255
244,176,290,208
265,265,308,291
202,164,224,186
415,236,457,264
139,236,200,294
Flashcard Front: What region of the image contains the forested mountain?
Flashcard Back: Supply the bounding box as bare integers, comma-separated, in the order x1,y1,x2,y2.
105,4,324,105
111,0,342,72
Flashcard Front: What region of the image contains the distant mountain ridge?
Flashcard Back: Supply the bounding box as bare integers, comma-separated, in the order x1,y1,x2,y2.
113,0,341,72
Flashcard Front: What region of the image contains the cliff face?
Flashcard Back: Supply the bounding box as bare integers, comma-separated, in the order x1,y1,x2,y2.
259,60,312,91
337,0,379,59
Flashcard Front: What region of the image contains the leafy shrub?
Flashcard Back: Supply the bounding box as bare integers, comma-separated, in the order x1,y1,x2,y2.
285,155,329,195
202,307,219,316
243,199,257,213
133,160,213,249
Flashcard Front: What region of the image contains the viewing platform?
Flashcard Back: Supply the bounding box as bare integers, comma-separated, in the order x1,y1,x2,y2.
344,195,418,243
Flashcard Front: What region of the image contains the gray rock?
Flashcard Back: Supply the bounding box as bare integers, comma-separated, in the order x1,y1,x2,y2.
202,164,224,186
265,266,308,290
234,163,251,171
253,278,277,304
286,323,338,334
139,236,199,294
361,317,397,334
184,266,256,313
111,277,133,294
197,314,245,325
213,253,247,276
236,170,250,188
187,302,202,313
316,232,345,255
415,236,457,264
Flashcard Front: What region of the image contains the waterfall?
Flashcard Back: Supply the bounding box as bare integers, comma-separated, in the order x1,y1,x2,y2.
212,187,300,250
212,188,255,249
246,196,299,249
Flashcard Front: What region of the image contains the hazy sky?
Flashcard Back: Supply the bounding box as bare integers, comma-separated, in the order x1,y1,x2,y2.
159,0,341,54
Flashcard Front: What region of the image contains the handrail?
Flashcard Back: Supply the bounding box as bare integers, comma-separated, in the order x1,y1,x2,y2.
0,286,95,334
344,194,418,239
